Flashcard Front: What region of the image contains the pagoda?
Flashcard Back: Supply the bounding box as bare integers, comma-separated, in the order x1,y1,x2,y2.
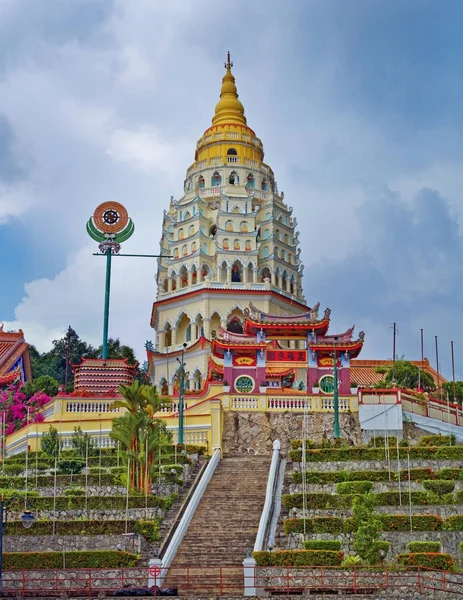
148,54,364,399
0,324,32,388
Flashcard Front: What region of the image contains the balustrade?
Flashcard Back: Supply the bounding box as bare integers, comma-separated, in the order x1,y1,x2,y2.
267,397,312,411
65,401,119,413
231,396,259,410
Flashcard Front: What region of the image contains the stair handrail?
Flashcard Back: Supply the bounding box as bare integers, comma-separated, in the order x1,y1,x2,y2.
150,447,221,587
253,439,281,552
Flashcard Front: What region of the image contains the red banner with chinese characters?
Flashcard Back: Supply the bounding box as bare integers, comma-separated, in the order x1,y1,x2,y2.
266,350,307,362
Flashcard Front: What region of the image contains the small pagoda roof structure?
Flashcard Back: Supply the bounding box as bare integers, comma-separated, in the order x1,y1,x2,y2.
244,302,330,336
212,326,267,358
309,327,365,359
72,358,137,395
0,324,32,387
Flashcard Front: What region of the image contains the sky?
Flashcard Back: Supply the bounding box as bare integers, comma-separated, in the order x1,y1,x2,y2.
1,0,463,379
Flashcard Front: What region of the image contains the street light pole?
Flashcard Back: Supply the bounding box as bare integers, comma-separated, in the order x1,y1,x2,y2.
333,336,340,439
177,343,187,446
0,497,35,596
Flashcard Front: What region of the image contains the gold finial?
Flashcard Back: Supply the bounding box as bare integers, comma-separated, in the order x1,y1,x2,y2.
213,52,246,126
225,51,233,71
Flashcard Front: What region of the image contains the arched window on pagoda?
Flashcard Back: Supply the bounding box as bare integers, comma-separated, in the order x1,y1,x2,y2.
177,313,191,343
200,265,210,282
231,261,243,282
209,224,217,238
192,369,203,391
198,175,205,188
227,316,243,334
247,263,254,282
185,324,192,342
263,229,270,240
220,261,228,282
282,271,288,290
189,225,195,236
165,323,172,348
212,171,222,186
162,279,169,293
179,266,188,287
261,267,271,282
262,178,268,191
191,265,197,285
275,229,281,240
227,148,238,163
246,173,254,188
229,170,239,185
195,314,204,339
159,378,168,396
225,220,234,232
262,246,269,258
227,148,237,155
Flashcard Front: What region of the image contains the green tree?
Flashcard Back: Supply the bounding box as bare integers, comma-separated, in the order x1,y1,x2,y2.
384,360,435,391
352,494,385,565
21,375,59,399
442,381,463,406
71,426,94,458
110,382,171,493
41,426,60,458
90,338,137,365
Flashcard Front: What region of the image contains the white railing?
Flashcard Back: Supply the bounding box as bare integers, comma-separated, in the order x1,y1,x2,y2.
199,186,224,197
149,447,221,587
66,401,119,413
227,156,240,163
210,157,222,166
321,397,351,411
244,159,257,167
267,397,311,411
226,132,239,139
254,440,280,552
231,396,259,410
245,188,269,199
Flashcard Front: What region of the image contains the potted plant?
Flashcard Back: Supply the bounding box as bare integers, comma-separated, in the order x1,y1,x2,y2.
223,380,230,392
350,381,359,395
259,381,268,393
312,380,320,394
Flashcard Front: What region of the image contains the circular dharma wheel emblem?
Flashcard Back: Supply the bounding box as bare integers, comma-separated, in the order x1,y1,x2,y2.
93,201,129,234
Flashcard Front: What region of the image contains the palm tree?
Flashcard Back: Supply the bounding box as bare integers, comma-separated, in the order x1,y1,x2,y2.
110,382,172,493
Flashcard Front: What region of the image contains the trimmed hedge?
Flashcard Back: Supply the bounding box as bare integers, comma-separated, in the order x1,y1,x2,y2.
408,541,441,553
304,540,341,551
397,552,455,570
2,465,24,476
380,514,443,532
438,468,463,481
422,480,455,495
5,519,159,540
283,517,343,535
4,493,176,511
293,467,437,485
367,436,398,448
418,435,455,447
459,541,463,554
283,490,438,510
443,515,463,531
3,550,138,569
336,481,373,495
0,473,117,489
253,550,343,567
289,445,463,463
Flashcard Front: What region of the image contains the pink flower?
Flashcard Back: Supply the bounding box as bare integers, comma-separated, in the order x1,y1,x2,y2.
6,423,15,435
33,413,45,423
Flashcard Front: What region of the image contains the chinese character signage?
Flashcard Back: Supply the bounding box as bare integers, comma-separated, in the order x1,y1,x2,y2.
233,356,257,366
267,350,307,362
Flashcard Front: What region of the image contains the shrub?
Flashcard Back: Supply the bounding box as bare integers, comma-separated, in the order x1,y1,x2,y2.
434,446,463,460
3,550,139,569
422,480,455,495
418,434,455,447
374,491,429,506
313,517,343,534
110,467,125,475
336,481,373,495
253,550,343,567
367,436,397,448
397,552,455,570
5,494,170,512
63,487,86,496
444,515,463,531
459,541,463,554
2,464,24,476
88,467,107,475
408,541,441,553
0,473,116,489
343,518,357,533
438,468,463,480
454,490,463,503
381,514,443,532
283,519,313,535
58,459,84,475
304,540,341,551
395,468,435,482
134,519,160,543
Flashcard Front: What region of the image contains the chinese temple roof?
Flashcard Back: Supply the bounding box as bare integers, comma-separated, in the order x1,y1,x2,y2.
350,358,444,388
0,325,32,386
72,358,137,394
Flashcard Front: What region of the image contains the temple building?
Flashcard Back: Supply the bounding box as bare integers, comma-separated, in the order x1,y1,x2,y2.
148,54,364,405
0,325,32,388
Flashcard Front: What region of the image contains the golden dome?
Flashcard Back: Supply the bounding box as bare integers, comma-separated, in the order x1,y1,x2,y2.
212,52,247,126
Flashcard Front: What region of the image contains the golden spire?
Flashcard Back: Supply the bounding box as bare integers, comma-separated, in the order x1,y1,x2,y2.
212,52,247,126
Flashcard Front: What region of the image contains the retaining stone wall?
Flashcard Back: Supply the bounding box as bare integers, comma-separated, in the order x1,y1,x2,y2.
7,507,165,521
291,505,463,518
290,481,463,493
35,483,179,497
292,459,463,472
278,530,463,557
3,533,147,553
222,412,362,456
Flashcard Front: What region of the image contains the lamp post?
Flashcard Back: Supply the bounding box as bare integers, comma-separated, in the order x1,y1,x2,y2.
333,336,340,439
0,497,35,596
177,343,187,446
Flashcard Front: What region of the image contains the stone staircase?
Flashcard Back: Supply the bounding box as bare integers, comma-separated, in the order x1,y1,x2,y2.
164,455,271,594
